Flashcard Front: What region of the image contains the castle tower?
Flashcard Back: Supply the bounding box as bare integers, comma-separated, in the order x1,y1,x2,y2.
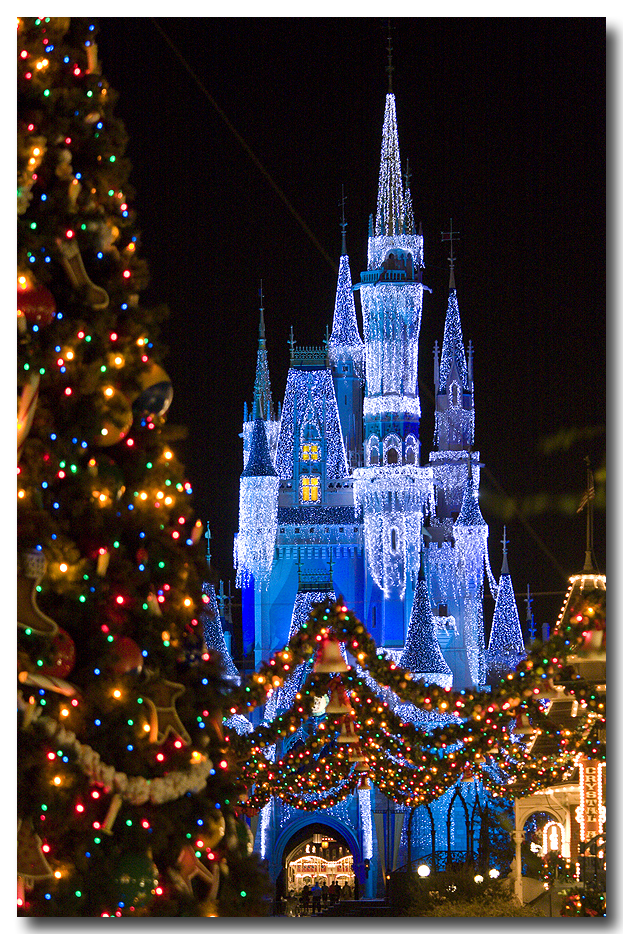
234,415,279,589
430,223,476,520
353,92,432,623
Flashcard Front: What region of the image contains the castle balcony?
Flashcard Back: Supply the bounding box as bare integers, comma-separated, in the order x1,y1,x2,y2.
355,268,410,289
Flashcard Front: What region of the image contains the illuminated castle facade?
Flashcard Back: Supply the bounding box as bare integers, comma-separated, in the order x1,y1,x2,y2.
231,90,525,896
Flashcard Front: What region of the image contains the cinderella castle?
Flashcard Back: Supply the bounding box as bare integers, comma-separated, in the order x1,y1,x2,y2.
215,82,527,899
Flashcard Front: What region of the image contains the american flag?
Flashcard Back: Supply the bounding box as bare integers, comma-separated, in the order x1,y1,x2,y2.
577,468,595,513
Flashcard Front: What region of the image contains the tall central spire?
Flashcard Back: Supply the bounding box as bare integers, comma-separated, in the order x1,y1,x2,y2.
375,93,404,237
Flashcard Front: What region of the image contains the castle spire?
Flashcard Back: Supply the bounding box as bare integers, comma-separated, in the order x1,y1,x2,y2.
455,463,487,528
438,223,468,390
242,416,277,478
252,282,274,422
375,91,404,237
486,532,525,679
328,210,364,379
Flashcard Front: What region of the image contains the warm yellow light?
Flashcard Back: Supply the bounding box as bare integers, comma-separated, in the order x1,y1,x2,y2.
18,489,26,499
164,496,173,505
60,708,70,718
104,386,114,397
143,723,151,732
53,776,62,786
59,563,68,573
139,491,148,500
112,689,122,699
54,870,62,879
164,450,173,460
156,491,164,500
183,598,192,607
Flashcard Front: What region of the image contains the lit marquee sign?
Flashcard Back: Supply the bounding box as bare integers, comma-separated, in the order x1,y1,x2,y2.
576,757,605,842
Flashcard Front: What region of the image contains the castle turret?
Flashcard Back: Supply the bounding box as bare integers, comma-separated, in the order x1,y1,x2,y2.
400,554,452,688
430,223,477,521
234,414,279,590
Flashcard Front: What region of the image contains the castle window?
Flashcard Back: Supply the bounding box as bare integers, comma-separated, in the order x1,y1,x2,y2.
383,432,402,465
301,442,320,462
368,435,380,466
301,476,320,503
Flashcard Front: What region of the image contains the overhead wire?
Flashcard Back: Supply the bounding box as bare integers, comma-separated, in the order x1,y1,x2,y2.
150,18,337,274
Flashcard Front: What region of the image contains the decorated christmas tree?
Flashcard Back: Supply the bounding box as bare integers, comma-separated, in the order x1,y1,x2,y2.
17,16,271,916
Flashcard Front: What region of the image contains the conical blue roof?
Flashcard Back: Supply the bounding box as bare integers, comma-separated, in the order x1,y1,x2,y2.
400,567,452,679
242,418,277,477
438,288,468,389
375,93,405,236
455,475,487,527
328,254,364,377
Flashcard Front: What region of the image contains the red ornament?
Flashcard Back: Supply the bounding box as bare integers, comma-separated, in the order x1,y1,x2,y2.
111,636,143,675
18,283,57,328
40,628,76,679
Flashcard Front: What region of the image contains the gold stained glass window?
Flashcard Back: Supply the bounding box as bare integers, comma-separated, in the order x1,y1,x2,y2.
301,476,320,503
301,443,320,462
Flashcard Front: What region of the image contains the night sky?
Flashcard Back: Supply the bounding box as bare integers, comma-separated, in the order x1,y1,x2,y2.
96,17,606,632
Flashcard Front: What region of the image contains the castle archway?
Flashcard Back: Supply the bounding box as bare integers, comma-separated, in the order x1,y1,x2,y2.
272,818,363,900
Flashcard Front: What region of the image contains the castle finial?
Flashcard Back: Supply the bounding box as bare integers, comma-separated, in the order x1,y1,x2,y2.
441,219,460,290
339,185,348,256
386,21,394,93
258,280,265,338
501,526,510,575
